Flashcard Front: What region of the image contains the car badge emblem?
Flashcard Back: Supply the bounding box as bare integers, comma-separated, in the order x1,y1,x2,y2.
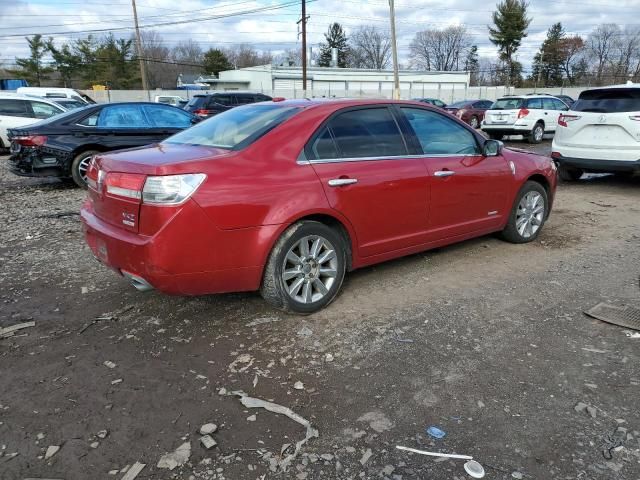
598,115,607,123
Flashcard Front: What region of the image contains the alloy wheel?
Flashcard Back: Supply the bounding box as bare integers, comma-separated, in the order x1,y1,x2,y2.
515,191,545,239
281,235,338,304
77,155,93,182
534,125,544,142
470,116,479,129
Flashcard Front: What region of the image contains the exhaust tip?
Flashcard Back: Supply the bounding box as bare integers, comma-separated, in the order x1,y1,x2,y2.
121,271,154,292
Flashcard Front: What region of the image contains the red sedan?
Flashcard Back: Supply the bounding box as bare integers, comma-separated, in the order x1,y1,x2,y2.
81,99,557,313
444,99,494,128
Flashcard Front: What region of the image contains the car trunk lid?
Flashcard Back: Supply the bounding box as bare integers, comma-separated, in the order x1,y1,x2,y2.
559,111,640,149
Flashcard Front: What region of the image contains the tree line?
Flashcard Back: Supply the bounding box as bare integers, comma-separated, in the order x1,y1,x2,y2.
7,0,640,89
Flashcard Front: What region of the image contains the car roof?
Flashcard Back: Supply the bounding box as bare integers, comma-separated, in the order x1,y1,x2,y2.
0,92,67,105
256,98,448,111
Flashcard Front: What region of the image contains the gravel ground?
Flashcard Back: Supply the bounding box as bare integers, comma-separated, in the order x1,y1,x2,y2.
1,139,640,480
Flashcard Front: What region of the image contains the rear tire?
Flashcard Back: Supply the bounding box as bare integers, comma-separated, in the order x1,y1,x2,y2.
557,165,583,181
261,221,347,314
500,181,548,244
71,150,99,188
527,122,544,144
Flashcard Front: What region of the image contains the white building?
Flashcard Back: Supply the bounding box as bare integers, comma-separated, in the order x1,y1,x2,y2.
192,65,471,99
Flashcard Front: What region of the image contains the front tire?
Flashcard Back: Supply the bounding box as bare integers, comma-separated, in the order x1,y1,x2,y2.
500,181,548,244
557,165,583,181
71,150,100,188
261,221,347,314
527,122,544,144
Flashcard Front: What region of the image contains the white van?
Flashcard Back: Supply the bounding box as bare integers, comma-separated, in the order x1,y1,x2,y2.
16,87,96,104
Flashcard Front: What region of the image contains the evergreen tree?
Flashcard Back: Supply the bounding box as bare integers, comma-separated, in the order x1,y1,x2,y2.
46,40,82,87
488,0,531,86
202,49,233,76
465,45,480,85
95,34,138,88
11,35,53,86
531,22,565,87
317,23,349,68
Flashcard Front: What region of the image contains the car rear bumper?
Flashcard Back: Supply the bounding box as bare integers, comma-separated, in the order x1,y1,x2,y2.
80,200,272,295
551,154,640,172
8,147,70,178
481,124,532,135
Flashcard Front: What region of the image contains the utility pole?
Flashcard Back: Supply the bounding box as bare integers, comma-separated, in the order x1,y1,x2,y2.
298,0,308,94
388,0,400,99
131,0,148,91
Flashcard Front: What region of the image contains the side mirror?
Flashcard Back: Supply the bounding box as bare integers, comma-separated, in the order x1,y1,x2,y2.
483,139,503,157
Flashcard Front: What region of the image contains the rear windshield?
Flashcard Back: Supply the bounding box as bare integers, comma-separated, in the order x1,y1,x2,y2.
186,96,207,107
573,88,640,113
491,98,524,110
163,104,299,150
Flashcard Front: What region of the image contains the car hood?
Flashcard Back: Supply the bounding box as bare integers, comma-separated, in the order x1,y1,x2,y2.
97,143,234,176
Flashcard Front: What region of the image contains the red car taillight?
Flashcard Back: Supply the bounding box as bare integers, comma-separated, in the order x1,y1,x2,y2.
86,159,100,190
13,135,47,147
105,172,146,200
193,109,212,117
558,114,581,127
517,108,529,119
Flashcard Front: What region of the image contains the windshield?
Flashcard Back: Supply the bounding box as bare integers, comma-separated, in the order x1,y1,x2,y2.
164,104,299,149
447,101,469,108
55,99,86,109
491,98,524,110
572,88,640,113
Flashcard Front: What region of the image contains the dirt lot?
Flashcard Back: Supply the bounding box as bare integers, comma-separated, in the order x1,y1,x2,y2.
1,140,640,480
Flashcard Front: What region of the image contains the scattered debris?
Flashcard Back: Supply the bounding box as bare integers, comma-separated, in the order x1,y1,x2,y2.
37,211,81,219
297,326,313,337
247,415,257,422
465,460,486,478
324,353,334,362
511,472,524,479
625,331,640,338
90,441,100,449
111,378,123,385
253,375,259,388
200,423,217,435
120,461,145,480
36,433,45,440
246,317,281,327
426,425,446,439
200,435,217,450
218,388,228,396
97,430,109,439
357,411,394,433
157,441,191,470
359,448,373,466
293,381,304,390
575,402,597,418
44,445,60,460
396,445,473,460
228,353,254,373
0,321,35,339
103,361,117,369
587,406,597,418
589,201,615,208
79,314,116,334
233,391,319,471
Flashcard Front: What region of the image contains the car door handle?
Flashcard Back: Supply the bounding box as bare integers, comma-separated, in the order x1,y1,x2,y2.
328,178,358,187
434,170,455,178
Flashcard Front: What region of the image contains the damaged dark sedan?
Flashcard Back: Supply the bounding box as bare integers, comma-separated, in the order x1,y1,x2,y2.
8,102,198,187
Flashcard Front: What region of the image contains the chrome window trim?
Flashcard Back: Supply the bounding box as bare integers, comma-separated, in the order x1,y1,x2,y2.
297,152,482,165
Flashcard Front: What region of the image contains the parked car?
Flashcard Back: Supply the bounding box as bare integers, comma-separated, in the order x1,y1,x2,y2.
482,94,570,143
553,94,575,107
81,99,557,313
52,98,87,110
413,98,447,109
444,99,494,128
154,95,185,107
17,87,95,104
184,92,273,118
8,102,198,187
0,92,66,150
551,84,640,180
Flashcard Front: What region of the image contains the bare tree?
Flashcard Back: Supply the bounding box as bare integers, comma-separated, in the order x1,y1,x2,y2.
139,30,174,88
223,44,272,69
558,35,585,84
588,23,619,84
171,39,205,79
613,27,640,81
274,48,302,67
409,26,470,71
347,26,391,70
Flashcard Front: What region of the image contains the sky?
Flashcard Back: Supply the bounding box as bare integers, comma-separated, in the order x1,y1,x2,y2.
1,0,639,74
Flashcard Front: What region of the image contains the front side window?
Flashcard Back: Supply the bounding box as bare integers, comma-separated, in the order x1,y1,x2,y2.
142,105,192,128
98,105,149,128
164,104,299,149
30,101,63,119
0,99,30,117
401,107,480,155
324,107,407,159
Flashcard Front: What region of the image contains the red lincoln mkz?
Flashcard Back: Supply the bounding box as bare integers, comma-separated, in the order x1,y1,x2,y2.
81,99,557,313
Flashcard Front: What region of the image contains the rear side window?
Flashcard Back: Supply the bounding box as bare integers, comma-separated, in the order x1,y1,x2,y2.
0,99,30,117
401,107,480,155
210,95,235,107
98,105,149,128
323,107,407,159
479,101,493,109
491,98,524,110
526,98,543,109
573,88,640,113
312,128,339,160
236,95,256,105
142,104,192,128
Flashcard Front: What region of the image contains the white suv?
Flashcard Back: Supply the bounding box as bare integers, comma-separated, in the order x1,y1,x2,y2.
551,84,640,180
482,94,570,143
0,93,66,150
